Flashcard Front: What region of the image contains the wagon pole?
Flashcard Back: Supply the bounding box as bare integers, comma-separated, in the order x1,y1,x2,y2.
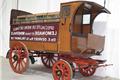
46,0,50,17
104,0,106,8
16,0,19,10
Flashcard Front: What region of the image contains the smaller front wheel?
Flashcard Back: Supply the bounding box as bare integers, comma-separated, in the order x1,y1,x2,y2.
79,65,96,77
52,60,73,80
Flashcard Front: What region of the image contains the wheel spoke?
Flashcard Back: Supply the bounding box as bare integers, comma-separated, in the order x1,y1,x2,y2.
46,58,49,64
22,59,26,65
23,52,28,58
20,60,24,70
52,58,57,62
18,62,21,71
12,60,17,64
50,59,54,65
48,59,51,67
62,74,64,80
18,48,21,55
14,61,18,70
56,64,61,70
43,57,47,61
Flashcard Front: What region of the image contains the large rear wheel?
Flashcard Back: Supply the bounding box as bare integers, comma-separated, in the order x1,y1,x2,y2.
41,53,59,68
52,60,73,80
9,42,29,74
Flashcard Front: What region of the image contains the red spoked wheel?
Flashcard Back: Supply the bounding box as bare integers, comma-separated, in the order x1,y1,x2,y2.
79,65,96,77
9,42,29,74
52,60,73,80
41,53,59,68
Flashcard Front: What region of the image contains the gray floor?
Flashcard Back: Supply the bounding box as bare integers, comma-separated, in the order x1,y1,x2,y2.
0,56,119,80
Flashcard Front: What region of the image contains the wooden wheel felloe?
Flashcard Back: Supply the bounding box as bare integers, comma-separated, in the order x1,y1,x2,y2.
41,53,59,68
79,65,96,77
52,60,73,80
9,42,29,74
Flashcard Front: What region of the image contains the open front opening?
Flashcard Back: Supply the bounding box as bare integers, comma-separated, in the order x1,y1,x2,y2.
72,3,92,53
72,3,92,37
71,3,105,54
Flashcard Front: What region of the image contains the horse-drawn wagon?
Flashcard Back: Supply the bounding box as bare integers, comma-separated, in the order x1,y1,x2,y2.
8,1,111,80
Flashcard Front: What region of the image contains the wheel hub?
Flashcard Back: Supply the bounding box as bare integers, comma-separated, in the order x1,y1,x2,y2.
56,70,62,77
13,54,18,61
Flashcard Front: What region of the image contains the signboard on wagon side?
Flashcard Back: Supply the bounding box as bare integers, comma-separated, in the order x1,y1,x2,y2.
10,22,59,42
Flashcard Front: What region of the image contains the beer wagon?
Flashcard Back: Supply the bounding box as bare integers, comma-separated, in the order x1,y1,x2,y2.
8,1,111,80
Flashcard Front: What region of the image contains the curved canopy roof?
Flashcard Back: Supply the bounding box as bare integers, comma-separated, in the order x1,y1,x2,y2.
64,1,110,14
81,1,110,14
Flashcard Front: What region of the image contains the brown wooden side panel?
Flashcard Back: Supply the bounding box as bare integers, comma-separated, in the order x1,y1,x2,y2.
83,24,91,35
72,37,81,52
58,23,71,52
73,15,82,33
10,41,58,52
72,36,87,53
58,2,81,52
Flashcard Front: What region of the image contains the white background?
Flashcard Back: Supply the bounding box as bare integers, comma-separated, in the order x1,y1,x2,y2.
0,0,120,79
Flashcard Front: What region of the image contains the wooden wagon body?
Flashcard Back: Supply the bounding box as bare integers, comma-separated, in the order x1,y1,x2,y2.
8,1,111,80
10,1,109,53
